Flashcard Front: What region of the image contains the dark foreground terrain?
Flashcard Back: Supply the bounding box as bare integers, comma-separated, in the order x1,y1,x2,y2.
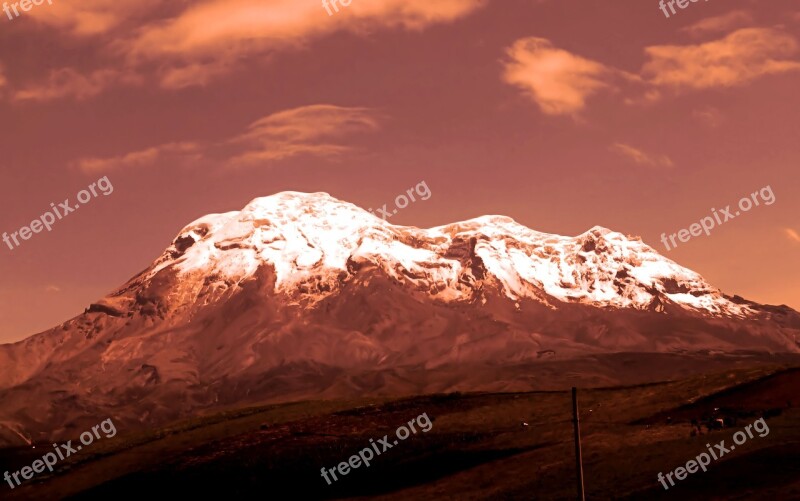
2,354,800,500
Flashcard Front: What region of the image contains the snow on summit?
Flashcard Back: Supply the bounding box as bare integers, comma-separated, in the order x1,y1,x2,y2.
152,191,755,318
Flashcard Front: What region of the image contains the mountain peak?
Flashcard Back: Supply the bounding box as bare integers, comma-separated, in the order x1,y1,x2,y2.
243,191,343,210
582,225,614,236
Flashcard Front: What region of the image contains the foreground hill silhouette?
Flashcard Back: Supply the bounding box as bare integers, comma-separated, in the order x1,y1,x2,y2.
2,357,800,500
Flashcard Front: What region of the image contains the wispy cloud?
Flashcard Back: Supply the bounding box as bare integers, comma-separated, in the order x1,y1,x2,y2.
72,142,202,174
680,10,754,37
226,105,381,168
13,68,141,102
10,0,485,95
501,37,624,116
125,0,485,57
70,105,381,172
785,228,800,243
692,106,724,128
642,28,800,92
123,0,486,88
609,143,673,169
157,60,235,90
23,0,167,36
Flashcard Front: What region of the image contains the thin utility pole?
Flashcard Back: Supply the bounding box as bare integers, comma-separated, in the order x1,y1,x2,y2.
572,387,586,501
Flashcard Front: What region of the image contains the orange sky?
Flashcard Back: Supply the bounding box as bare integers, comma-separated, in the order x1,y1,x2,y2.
0,0,798,343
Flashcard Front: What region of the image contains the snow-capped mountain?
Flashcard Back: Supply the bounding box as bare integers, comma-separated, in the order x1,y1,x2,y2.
151,192,758,316
0,192,797,446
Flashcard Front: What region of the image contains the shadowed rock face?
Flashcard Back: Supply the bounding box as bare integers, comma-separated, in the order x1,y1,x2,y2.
0,192,797,446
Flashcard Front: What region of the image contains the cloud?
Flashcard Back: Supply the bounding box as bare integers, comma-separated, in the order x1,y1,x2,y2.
226,105,381,168
642,28,800,91
72,142,201,173
680,10,755,37
122,0,486,87
127,0,484,57
44,285,61,293
692,106,724,128
13,68,141,102
70,105,380,172
23,0,166,36
785,228,800,243
504,28,800,117
609,143,673,169
10,0,484,94
158,61,235,90
501,37,622,116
